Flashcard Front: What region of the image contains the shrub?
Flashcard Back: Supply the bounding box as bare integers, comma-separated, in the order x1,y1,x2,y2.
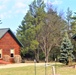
3,55,10,62
14,55,22,63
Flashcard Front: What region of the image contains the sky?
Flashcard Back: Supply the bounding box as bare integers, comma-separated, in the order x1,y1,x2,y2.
0,0,76,33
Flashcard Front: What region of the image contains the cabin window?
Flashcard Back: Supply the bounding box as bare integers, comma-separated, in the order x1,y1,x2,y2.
0,49,2,58
10,49,14,57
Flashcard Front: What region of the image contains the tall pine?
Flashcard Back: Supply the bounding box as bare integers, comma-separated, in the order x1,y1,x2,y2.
16,0,46,62
66,7,72,31
59,31,74,65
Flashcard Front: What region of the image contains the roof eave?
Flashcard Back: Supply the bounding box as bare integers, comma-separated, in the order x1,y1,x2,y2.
8,29,23,47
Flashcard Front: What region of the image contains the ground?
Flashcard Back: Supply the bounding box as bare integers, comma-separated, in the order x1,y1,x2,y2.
0,62,76,75
0,62,59,69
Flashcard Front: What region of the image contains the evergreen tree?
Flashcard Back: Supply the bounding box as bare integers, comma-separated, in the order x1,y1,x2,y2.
59,31,74,65
16,0,46,62
66,7,72,31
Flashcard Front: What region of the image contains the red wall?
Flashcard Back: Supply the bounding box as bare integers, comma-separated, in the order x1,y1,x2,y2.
0,32,21,58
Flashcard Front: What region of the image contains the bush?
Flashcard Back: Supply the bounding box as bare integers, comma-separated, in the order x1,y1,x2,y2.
3,55,10,62
14,55,22,63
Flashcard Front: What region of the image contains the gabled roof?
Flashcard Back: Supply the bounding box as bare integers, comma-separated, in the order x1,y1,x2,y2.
0,28,9,38
0,28,23,47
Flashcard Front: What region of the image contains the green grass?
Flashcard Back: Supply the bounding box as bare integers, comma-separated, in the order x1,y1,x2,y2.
0,64,76,75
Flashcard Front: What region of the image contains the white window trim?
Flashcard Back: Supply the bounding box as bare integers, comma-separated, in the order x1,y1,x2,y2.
0,49,2,58
10,49,14,57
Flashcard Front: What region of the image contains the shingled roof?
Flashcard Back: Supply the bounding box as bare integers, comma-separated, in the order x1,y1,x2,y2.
0,28,9,38
0,28,23,47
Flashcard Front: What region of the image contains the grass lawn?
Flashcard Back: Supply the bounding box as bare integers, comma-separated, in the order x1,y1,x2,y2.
0,63,76,75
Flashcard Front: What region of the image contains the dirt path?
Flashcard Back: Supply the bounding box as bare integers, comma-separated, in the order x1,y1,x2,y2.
0,62,62,69
0,63,48,69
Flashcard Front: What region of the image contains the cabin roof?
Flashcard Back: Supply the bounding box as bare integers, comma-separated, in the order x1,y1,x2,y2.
0,28,23,47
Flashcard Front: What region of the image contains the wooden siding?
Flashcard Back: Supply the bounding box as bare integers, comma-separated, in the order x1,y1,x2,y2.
0,32,20,58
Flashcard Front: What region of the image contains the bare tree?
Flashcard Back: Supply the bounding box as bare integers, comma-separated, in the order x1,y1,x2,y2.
37,8,66,62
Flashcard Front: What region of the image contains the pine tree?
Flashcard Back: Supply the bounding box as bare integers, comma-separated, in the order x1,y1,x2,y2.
59,31,74,65
16,0,46,62
66,7,72,31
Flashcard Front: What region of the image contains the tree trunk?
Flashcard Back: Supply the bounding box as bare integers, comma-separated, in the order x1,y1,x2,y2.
36,49,39,63
35,49,39,63
46,54,49,62
35,50,36,60
45,50,49,63
68,56,72,66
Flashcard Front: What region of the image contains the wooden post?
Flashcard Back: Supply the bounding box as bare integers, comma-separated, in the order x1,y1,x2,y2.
34,59,36,75
52,66,56,75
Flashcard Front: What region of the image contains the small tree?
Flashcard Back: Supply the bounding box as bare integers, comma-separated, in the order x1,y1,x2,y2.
59,31,74,65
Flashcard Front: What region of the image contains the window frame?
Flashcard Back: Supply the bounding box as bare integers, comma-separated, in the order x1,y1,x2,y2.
0,49,2,58
10,49,14,57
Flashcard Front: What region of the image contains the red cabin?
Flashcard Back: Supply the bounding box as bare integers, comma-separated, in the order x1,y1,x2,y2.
0,28,23,63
